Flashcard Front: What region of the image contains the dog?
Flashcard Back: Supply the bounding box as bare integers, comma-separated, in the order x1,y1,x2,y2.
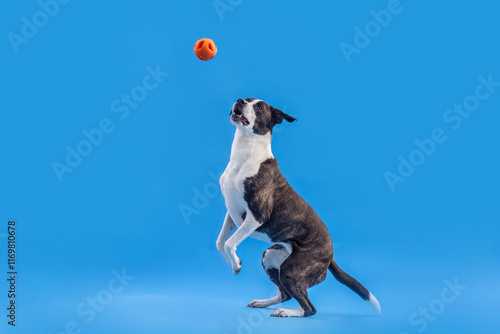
216,98,381,317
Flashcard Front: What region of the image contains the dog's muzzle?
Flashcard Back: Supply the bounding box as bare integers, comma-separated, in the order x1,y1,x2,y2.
230,102,250,125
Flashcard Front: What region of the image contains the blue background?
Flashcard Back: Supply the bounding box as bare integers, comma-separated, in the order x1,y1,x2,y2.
1,0,499,333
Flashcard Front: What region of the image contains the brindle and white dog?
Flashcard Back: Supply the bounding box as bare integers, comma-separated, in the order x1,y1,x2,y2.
216,98,381,317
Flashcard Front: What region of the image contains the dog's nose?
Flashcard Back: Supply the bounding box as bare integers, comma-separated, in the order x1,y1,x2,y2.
236,99,245,104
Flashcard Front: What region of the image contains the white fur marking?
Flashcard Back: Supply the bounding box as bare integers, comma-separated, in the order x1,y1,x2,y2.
271,307,305,317
220,127,273,234
263,243,292,269
368,292,381,314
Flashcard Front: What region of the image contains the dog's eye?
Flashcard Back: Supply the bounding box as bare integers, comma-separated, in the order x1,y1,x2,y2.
256,105,263,111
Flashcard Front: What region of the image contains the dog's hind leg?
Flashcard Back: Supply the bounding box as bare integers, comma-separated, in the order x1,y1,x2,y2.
271,249,330,317
247,243,292,308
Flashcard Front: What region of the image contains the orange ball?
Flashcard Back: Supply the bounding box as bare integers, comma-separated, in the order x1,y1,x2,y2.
194,38,217,61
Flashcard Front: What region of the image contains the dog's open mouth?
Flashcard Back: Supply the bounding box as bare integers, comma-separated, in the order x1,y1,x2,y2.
230,109,250,126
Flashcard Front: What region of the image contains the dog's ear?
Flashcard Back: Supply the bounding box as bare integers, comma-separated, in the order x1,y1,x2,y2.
272,107,297,124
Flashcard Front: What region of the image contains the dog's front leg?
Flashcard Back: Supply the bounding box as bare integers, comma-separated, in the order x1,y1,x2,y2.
224,213,261,275
216,212,235,267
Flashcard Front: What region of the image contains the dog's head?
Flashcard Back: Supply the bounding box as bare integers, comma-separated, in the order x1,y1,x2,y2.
229,98,296,135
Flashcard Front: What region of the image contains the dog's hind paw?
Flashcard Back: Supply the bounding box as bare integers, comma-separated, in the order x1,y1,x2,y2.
247,300,267,308
270,308,305,317
248,294,281,308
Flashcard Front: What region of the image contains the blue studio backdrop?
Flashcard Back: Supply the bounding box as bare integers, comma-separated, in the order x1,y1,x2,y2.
1,1,499,333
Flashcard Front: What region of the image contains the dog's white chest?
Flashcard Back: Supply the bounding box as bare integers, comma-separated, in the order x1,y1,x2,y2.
220,129,274,242
221,170,271,243
220,160,260,225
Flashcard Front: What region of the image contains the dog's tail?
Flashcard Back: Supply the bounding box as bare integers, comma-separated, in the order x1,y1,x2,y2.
328,258,381,314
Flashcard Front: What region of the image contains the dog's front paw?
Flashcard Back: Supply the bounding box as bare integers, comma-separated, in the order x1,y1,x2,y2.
232,264,241,275
230,254,242,275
